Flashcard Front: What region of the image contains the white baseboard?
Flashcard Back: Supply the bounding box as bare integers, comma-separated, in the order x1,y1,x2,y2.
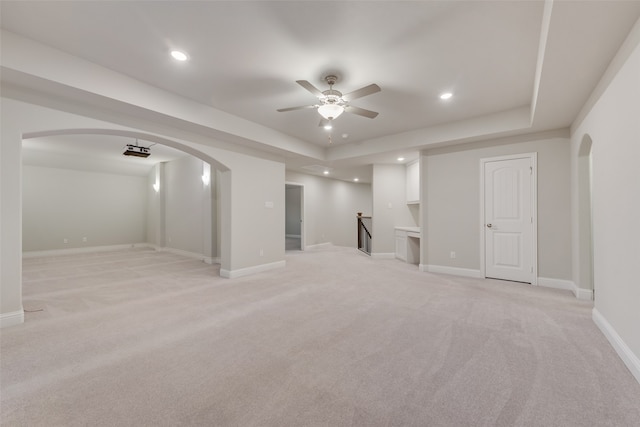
23,243,152,258
220,260,286,279
305,242,332,250
159,246,216,264
593,308,640,385
538,277,593,300
575,288,594,301
371,252,395,259
0,310,24,328
421,264,483,278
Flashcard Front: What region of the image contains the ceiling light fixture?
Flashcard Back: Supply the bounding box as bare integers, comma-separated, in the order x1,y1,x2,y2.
317,104,344,120
323,170,329,175
171,50,188,61
397,157,405,162
353,178,359,182
324,124,333,130
440,92,453,100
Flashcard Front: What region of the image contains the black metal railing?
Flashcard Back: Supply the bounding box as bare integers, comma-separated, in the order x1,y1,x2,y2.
357,215,372,255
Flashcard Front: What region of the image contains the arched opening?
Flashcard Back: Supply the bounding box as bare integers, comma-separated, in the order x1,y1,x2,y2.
578,134,594,299
20,129,231,314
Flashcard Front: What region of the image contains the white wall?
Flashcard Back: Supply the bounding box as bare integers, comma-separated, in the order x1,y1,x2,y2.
285,171,372,248
163,156,213,257
571,28,640,373
0,97,289,325
0,101,24,326
22,165,147,251
422,136,572,280
372,164,418,255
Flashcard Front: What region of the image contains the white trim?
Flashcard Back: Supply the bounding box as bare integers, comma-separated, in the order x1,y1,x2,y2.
371,252,396,259
0,310,25,328
537,277,575,292
422,264,483,278
593,308,640,385
537,277,593,300
285,234,301,238
22,243,152,258
480,152,538,285
305,242,332,250
160,247,209,262
220,260,286,279
575,288,594,301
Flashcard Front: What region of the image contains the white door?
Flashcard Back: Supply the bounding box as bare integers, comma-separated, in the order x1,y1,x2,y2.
483,155,536,283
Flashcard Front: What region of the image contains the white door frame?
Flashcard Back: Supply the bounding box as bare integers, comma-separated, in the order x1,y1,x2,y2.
285,181,305,251
479,153,538,285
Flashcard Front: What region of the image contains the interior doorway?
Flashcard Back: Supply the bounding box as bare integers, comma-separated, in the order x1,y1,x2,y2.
481,153,537,284
285,183,304,251
578,135,594,299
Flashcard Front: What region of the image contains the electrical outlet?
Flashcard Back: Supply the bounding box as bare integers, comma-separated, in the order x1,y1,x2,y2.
259,249,264,256
63,238,68,244
450,251,456,259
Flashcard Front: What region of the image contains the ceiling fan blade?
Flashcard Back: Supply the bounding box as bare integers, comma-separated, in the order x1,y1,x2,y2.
296,80,324,98
344,105,379,119
342,83,381,101
277,105,317,112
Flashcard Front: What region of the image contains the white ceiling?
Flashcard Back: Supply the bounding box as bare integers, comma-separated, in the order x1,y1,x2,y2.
22,134,187,176
2,1,640,182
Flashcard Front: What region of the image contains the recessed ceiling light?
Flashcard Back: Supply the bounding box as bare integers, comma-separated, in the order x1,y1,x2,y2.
397,157,405,162
323,170,329,175
324,124,332,130
170,50,188,61
353,178,359,182
440,92,453,100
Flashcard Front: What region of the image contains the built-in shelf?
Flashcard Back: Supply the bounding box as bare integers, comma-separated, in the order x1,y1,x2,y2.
406,160,419,204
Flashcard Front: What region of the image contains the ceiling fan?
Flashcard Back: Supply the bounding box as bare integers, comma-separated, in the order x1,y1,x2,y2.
277,75,380,125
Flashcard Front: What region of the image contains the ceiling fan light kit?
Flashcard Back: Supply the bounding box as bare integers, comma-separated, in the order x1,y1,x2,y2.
317,103,344,120
278,74,380,127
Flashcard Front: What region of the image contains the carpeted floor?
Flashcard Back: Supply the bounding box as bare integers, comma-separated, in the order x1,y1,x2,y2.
2,245,640,426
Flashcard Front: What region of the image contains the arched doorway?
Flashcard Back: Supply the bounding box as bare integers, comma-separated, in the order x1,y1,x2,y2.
21,128,229,267
578,134,594,299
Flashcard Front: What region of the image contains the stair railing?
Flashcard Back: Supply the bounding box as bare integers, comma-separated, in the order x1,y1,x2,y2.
357,215,372,255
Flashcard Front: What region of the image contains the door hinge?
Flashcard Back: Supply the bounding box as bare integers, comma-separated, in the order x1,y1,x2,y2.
531,217,533,223
529,166,533,174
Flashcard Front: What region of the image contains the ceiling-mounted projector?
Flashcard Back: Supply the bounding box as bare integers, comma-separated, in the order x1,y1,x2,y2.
123,144,150,158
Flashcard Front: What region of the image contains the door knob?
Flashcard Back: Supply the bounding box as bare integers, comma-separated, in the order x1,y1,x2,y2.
486,223,492,228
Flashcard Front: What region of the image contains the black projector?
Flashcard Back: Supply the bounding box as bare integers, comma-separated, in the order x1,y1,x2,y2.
123,144,150,158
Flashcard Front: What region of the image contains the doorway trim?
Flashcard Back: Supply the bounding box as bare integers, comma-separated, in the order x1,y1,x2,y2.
479,152,538,285
285,181,305,251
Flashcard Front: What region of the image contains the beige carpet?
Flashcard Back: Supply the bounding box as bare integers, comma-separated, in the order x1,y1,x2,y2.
2,246,640,426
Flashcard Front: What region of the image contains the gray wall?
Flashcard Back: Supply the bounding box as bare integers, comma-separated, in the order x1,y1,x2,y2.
423,137,572,280
164,156,209,255
372,164,418,255
147,158,218,260
285,171,372,248
571,30,640,365
22,165,147,251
